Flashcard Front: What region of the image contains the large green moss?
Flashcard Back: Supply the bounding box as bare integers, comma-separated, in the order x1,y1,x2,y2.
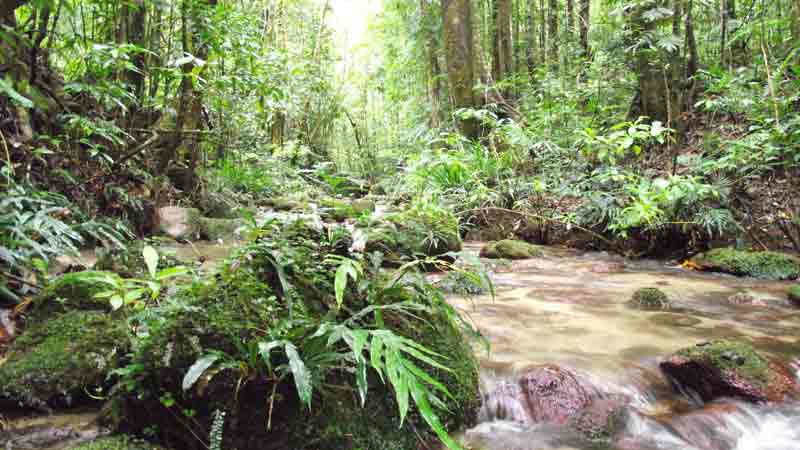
66,436,169,450
675,340,770,388
691,248,800,280
479,240,543,259
0,310,127,409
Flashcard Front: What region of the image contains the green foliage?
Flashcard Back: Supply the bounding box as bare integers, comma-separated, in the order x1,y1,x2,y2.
0,173,128,302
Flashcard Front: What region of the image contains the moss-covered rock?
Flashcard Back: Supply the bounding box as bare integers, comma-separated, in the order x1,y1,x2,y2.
364,207,462,264
157,207,202,240
628,288,671,310
264,197,304,211
479,240,543,260
319,198,375,221
30,271,115,319
660,340,797,403
0,311,128,410
691,248,800,280
193,217,243,241
110,219,479,450
66,435,169,450
788,285,800,306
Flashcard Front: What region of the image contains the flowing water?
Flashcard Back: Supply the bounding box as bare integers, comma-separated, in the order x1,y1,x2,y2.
450,243,800,450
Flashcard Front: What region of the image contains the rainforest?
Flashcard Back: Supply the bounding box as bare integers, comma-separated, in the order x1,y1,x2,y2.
0,0,799,449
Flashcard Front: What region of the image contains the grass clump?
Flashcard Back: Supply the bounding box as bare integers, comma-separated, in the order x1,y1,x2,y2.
629,287,671,310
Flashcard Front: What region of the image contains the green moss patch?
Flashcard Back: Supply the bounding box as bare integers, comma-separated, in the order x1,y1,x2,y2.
479,240,543,259
691,248,800,280
0,311,128,409
629,288,671,310
30,271,116,319
320,198,375,221
676,340,770,388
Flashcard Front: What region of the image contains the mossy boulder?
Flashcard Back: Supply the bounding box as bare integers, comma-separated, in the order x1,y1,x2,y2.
319,198,375,221
628,288,671,310
690,248,800,280
264,197,304,211
193,217,243,241
788,285,800,306
157,207,202,240
67,436,169,450
659,340,797,403
364,208,462,265
0,311,128,410
110,219,479,450
479,240,543,260
29,271,115,319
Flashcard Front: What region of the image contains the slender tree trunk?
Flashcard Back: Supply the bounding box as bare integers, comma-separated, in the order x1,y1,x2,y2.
421,0,443,128
539,0,546,62
527,0,537,76
442,0,479,137
579,0,589,56
128,0,147,100
685,0,698,80
720,0,728,67
566,0,574,38
793,0,800,45
548,0,558,69
492,0,513,84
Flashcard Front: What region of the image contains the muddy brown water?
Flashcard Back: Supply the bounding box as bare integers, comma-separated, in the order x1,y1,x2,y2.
3,241,799,450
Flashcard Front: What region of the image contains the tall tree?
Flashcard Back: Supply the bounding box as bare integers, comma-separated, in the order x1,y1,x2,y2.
442,0,478,137
548,0,558,68
492,0,513,83
421,0,444,128
579,0,589,56
566,0,574,38
159,0,218,188
527,0,537,76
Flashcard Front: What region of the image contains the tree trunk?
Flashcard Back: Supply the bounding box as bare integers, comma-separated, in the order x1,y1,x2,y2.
685,0,698,80
720,0,728,67
527,0,537,76
442,0,479,138
579,0,589,56
566,0,574,38
492,0,513,84
127,0,147,100
422,0,443,128
159,0,217,188
548,0,558,69
539,0,546,63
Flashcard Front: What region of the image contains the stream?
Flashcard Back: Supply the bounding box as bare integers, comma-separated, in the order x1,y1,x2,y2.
2,241,798,450
451,243,800,450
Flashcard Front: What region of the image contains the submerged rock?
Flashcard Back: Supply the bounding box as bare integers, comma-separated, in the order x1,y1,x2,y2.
482,365,600,426
569,398,628,442
690,248,800,280
0,311,127,410
480,240,543,260
660,340,797,404
788,285,800,306
628,287,670,310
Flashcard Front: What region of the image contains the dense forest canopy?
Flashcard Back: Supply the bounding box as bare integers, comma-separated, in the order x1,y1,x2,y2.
0,0,799,449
